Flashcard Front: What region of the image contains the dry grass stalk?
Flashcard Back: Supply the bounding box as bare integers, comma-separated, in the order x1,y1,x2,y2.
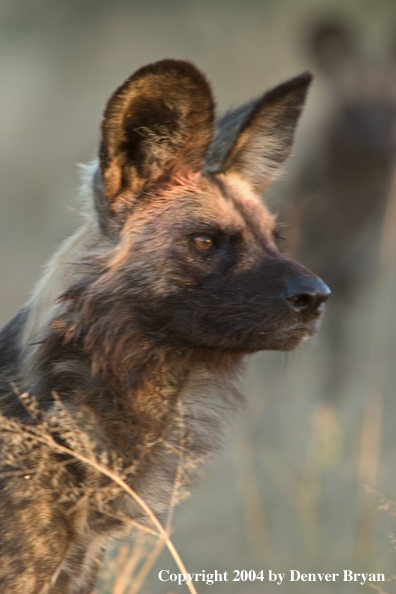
358,160,396,487
126,538,165,594
112,536,146,594
0,391,198,594
362,488,396,594
354,161,396,564
231,416,267,564
113,401,189,594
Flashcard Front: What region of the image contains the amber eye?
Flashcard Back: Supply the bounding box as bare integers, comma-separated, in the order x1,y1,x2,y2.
192,236,214,251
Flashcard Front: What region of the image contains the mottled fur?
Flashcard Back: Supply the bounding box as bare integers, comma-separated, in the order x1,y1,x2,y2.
0,60,328,593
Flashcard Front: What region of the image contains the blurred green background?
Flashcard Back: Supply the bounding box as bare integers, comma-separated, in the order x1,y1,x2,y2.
2,1,396,592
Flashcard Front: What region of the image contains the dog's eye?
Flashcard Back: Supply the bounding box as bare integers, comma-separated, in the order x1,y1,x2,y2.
192,236,214,251
273,227,286,245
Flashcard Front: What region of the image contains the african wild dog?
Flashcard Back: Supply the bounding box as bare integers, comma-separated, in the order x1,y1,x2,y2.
287,19,396,398
0,60,329,593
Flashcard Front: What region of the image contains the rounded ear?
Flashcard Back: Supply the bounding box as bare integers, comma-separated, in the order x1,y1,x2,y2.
99,59,215,203
206,72,312,192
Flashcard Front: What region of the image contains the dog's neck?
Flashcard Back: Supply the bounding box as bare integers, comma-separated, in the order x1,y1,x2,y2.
26,309,244,460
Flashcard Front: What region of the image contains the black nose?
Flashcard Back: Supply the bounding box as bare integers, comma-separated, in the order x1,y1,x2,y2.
286,276,331,316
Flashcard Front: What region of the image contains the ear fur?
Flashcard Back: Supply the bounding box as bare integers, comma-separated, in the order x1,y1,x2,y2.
99,59,215,204
206,72,312,192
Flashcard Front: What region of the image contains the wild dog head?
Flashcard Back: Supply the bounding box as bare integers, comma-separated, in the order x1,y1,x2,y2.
71,60,329,364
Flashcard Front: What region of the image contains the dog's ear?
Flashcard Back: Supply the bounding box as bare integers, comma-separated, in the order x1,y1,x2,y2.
206,72,312,192
99,59,215,205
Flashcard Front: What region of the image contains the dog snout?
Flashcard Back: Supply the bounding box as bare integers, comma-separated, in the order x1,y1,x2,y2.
286,276,331,316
